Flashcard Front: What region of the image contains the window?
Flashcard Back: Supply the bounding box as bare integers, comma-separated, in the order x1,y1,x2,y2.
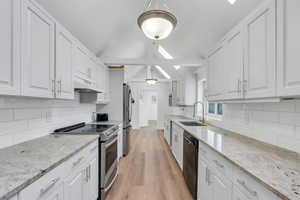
208,103,223,116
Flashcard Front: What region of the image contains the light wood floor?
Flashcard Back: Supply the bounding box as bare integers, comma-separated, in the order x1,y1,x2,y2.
106,126,193,200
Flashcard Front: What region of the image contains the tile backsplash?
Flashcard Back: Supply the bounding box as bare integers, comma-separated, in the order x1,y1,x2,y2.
209,101,300,153
0,93,95,149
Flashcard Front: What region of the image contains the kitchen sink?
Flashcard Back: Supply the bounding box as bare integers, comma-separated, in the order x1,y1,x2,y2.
180,121,206,127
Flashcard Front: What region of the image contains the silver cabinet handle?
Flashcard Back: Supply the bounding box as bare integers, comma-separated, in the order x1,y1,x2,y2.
88,165,91,180
51,80,55,97
73,157,84,168
237,79,241,94
206,167,211,185
85,167,89,182
213,160,225,169
40,178,60,196
237,179,257,197
243,80,248,95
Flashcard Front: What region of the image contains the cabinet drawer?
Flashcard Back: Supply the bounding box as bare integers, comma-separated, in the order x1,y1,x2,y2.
233,167,280,200
198,141,233,180
19,162,66,200
198,141,211,162
64,140,98,175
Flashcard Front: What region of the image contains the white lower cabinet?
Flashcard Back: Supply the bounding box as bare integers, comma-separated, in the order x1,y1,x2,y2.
197,141,280,200
164,119,171,145
171,123,184,169
9,195,19,200
64,169,85,200
19,141,99,200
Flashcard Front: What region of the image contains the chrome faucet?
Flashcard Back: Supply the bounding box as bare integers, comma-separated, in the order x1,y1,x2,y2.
193,101,205,124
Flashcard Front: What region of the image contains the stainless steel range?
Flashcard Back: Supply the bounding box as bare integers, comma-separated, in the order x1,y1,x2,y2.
54,122,119,200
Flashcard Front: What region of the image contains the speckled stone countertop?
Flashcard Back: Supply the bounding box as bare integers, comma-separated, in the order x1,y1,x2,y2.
166,115,300,200
0,134,99,200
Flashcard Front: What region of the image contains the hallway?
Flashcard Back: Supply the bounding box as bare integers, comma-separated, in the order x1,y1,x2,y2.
106,127,193,200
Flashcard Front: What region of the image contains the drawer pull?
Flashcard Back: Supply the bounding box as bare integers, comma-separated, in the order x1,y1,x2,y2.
213,160,225,169
90,145,98,153
40,178,60,196
237,179,257,197
73,157,84,167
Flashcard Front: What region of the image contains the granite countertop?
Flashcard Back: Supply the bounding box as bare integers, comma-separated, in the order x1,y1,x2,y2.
166,115,300,200
0,134,99,200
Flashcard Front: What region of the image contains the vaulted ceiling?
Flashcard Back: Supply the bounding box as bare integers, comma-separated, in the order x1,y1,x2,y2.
36,0,262,59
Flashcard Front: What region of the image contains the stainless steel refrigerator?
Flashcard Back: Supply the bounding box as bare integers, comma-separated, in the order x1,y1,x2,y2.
123,84,134,156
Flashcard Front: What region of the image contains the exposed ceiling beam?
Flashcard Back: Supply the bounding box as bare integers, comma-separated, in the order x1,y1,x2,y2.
103,58,204,67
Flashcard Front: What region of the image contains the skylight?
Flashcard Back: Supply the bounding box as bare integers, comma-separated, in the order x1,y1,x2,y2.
158,45,182,70
158,45,173,60
155,65,171,79
174,65,181,70
227,0,236,5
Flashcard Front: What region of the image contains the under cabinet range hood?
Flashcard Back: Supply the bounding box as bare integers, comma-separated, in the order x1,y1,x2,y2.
74,74,102,93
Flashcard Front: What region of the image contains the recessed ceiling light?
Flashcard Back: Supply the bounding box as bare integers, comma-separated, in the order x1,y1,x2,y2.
155,65,171,79
174,65,181,70
227,0,237,5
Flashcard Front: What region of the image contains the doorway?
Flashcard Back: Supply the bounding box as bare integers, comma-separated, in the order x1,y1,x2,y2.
138,90,158,128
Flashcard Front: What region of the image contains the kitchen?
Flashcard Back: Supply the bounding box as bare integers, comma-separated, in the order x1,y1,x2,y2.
0,0,300,200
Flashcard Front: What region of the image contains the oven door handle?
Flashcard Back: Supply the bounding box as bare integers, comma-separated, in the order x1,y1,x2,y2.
105,167,119,192
105,136,118,147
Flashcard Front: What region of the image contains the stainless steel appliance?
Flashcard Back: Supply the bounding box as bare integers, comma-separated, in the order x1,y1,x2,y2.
123,84,134,156
54,122,119,200
94,113,109,122
183,131,199,199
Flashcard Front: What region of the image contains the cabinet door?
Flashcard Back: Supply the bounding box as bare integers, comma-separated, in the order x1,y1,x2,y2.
56,24,74,99
0,0,21,95
233,187,251,200
211,173,232,200
21,0,55,98
177,130,183,169
64,171,84,200
198,159,212,200
86,157,99,200
41,185,64,200
277,0,300,97
224,27,244,100
243,0,276,99
208,45,226,101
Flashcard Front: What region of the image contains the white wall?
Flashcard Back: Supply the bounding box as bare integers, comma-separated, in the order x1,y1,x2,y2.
210,102,300,153
0,93,95,149
97,69,124,121
129,82,171,129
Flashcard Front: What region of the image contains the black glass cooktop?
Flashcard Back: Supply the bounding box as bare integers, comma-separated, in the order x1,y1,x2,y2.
54,123,114,134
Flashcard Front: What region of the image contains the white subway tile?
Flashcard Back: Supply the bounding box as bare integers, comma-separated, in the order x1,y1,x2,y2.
14,109,42,120
0,121,28,135
0,109,14,122
279,112,300,126
0,134,14,149
263,102,295,112
250,111,279,123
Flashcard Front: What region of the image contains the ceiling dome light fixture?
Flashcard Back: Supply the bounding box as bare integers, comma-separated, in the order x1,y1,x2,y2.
145,66,158,85
138,0,177,40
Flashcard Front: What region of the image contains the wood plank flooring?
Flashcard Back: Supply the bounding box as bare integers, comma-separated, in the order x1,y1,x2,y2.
106,126,193,200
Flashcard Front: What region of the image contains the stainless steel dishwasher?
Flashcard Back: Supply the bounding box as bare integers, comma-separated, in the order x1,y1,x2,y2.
183,131,199,200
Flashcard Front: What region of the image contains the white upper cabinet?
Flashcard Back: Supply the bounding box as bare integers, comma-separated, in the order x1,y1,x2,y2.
277,0,300,97
243,0,276,99
21,0,55,98
0,0,21,96
208,44,226,101
55,24,75,99
223,27,244,100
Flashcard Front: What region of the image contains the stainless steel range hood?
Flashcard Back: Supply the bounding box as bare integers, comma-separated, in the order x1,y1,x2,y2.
74,74,102,94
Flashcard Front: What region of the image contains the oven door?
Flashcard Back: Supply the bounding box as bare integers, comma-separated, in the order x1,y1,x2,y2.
101,134,118,191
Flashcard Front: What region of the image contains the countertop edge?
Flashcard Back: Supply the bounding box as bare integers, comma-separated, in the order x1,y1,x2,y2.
171,119,291,200
0,136,99,200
